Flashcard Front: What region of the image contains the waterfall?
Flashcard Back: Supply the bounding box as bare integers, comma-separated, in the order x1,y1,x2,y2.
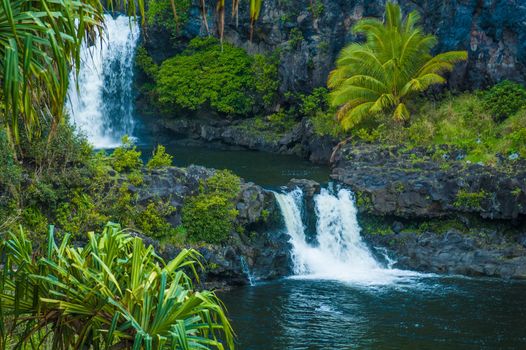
67,15,140,148
275,188,419,285
240,257,256,286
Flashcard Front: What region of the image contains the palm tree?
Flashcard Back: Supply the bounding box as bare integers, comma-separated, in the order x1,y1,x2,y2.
0,0,144,149
328,2,467,130
0,223,234,349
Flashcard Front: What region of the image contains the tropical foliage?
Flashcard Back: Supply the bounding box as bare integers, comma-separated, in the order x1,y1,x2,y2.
147,145,174,169
156,37,278,116
0,222,234,349
0,0,143,149
147,0,191,39
328,2,467,129
350,89,526,164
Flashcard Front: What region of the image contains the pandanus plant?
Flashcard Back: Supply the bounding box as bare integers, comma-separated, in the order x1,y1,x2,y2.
328,2,467,129
0,223,235,349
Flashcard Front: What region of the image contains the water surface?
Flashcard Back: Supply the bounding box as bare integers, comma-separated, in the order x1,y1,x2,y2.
220,278,526,350
137,141,330,188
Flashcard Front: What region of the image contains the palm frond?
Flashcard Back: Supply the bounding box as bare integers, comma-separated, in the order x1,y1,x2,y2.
328,1,467,128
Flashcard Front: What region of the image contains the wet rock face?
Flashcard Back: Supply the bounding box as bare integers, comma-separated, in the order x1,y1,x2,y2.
365,230,526,280
153,0,526,92
331,144,526,220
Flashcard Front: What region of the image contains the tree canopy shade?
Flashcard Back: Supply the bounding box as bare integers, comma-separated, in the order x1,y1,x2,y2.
328,2,467,130
0,223,234,350
0,0,144,147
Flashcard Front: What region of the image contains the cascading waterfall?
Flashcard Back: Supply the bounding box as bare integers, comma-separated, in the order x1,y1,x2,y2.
275,188,419,284
67,15,140,148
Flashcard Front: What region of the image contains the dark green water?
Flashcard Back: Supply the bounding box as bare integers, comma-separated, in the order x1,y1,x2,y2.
220,278,526,349
137,141,330,187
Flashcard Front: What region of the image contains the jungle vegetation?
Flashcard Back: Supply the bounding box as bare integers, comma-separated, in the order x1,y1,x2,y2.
0,1,236,349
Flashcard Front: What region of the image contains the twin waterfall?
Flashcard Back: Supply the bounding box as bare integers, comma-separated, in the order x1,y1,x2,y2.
275,188,416,285
67,15,140,148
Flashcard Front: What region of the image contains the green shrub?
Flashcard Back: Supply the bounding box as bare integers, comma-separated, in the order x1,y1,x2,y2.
482,80,526,121
310,111,343,137
135,46,158,80
111,136,143,172
301,88,330,118
288,28,304,49
55,190,109,234
136,200,177,238
508,128,526,157
252,53,280,108
355,128,381,143
157,38,257,116
147,145,173,169
127,170,144,186
308,0,324,17
182,194,238,244
202,169,242,196
267,111,296,132
182,170,241,244
21,207,48,233
300,88,344,137
146,0,191,39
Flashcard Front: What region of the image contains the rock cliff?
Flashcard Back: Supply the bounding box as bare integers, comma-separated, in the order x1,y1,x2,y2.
148,0,526,92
